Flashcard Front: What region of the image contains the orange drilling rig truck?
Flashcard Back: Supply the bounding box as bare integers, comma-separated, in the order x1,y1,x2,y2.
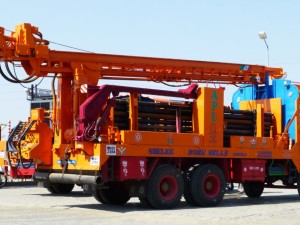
0,23,299,209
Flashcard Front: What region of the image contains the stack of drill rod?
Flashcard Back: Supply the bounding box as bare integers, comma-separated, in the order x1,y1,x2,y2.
138,101,193,132
113,96,193,133
223,108,273,147
113,96,130,130
113,97,273,147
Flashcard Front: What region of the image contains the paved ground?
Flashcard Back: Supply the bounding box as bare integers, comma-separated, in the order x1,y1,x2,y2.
0,183,300,225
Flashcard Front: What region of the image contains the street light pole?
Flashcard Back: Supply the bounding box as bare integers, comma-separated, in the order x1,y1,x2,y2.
258,31,269,66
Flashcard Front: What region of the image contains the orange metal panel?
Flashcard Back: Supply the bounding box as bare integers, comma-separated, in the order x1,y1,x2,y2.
23,122,53,165
75,141,94,156
230,136,273,149
256,104,264,137
0,149,5,166
120,130,203,148
240,98,282,134
197,87,224,147
108,144,290,160
0,23,284,85
50,138,299,172
51,142,102,170
0,141,7,166
0,140,5,151
31,108,45,121
53,76,73,146
129,93,138,130
2,23,297,176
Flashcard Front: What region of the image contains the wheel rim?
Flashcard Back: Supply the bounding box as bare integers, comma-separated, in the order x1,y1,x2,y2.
159,175,178,200
203,174,220,198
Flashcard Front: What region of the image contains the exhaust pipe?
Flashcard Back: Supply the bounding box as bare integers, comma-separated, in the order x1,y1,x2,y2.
33,172,102,185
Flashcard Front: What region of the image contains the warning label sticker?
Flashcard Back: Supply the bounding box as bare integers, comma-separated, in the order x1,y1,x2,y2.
106,145,117,156
90,156,100,166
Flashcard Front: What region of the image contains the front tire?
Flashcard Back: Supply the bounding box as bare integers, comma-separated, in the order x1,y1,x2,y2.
92,185,107,204
46,184,57,194
146,164,184,209
46,183,74,194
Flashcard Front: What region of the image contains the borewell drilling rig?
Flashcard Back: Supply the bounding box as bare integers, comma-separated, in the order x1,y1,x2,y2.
0,23,299,209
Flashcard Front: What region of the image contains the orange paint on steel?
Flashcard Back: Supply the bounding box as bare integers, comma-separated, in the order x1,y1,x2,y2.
1,23,298,175
0,24,284,85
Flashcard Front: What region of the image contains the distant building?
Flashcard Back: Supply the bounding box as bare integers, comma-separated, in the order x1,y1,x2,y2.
26,86,53,126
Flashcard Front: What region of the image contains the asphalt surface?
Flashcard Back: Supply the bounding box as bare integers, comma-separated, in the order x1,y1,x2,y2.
0,183,300,225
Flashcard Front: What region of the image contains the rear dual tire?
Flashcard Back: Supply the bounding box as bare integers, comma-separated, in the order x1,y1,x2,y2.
143,164,184,209
184,164,225,207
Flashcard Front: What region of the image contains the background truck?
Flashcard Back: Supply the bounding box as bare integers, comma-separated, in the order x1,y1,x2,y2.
0,23,299,209
0,122,35,188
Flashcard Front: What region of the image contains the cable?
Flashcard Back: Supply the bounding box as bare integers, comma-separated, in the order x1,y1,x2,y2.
0,62,46,95
4,28,13,32
32,76,44,87
18,78,44,89
6,62,39,83
6,26,90,53
10,62,37,82
159,81,190,87
49,41,94,53
0,64,19,83
0,62,39,84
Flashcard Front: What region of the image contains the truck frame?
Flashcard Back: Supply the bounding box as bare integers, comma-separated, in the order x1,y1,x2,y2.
0,23,299,209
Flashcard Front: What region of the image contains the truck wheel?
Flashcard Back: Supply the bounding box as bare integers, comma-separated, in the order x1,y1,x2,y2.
243,181,264,198
92,186,107,204
0,172,7,188
139,197,151,208
190,164,225,207
146,164,184,209
53,183,74,194
46,184,57,194
93,182,130,205
46,183,74,194
183,166,198,206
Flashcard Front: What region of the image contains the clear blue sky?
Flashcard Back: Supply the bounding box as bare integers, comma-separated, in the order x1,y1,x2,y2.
0,1,299,137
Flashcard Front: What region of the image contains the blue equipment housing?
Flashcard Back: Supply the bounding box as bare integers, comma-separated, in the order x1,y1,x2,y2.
232,78,299,142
